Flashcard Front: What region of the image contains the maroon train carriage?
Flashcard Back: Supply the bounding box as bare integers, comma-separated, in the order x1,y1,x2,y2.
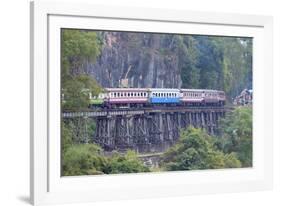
180,89,204,106
201,90,226,106
180,89,225,106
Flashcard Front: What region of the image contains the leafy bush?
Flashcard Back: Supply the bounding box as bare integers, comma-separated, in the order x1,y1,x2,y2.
62,145,150,176
104,150,150,174
160,127,241,171
62,144,106,176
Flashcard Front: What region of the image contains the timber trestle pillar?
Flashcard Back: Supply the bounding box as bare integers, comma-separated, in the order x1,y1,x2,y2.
63,107,227,153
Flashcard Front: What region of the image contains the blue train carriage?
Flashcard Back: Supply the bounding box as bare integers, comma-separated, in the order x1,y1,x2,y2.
148,88,180,105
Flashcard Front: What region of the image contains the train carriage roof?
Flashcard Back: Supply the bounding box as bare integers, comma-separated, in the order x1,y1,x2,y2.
103,88,224,93
105,88,148,92
180,89,224,93
148,88,180,92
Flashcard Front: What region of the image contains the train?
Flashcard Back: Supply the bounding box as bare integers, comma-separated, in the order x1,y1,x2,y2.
89,88,226,109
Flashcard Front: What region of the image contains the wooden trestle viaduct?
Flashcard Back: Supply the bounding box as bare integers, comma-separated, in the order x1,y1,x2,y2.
63,106,231,153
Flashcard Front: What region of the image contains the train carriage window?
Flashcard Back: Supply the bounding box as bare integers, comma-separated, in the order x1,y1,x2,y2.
128,92,130,97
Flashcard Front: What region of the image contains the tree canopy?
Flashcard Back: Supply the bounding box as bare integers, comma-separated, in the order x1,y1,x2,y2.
218,107,252,167
160,127,241,171
61,29,103,111
179,36,252,99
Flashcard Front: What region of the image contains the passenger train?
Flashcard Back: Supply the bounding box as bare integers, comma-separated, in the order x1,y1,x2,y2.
89,88,226,108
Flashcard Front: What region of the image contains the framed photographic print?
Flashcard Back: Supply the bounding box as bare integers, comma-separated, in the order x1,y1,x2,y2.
30,0,273,205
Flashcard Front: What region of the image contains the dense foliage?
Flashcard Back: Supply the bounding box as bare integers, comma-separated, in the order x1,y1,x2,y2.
217,107,252,167
62,144,150,176
62,29,103,111
160,127,241,171
178,36,252,99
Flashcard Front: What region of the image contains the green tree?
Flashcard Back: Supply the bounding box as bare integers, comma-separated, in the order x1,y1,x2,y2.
104,150,150,174
219,107,252,167
161,127,241,171
62,121,73,153
62,145,150,176
178,36,200,88
62,29,102,81
61,29,103,111
211,37,252,97
62,144,106,176
179,35,252,99
63,74,103,110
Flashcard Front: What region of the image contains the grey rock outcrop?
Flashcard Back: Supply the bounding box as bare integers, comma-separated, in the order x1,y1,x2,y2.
84,32,182,88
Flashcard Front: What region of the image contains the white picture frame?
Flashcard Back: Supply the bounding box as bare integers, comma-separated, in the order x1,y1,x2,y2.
30,0,273,205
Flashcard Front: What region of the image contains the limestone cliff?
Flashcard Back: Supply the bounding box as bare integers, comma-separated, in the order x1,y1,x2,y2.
84,31,182,88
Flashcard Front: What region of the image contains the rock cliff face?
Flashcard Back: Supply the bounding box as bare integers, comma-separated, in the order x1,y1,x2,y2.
84,32,182,88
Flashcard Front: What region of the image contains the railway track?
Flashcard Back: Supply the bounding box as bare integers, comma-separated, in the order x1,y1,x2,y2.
62,106,234,118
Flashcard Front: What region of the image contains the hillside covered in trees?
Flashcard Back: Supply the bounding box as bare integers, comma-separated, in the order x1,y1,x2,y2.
62,29,252,107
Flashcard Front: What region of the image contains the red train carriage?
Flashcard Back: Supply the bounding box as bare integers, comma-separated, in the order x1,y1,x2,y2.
180,89,204,106
180,89,225,106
